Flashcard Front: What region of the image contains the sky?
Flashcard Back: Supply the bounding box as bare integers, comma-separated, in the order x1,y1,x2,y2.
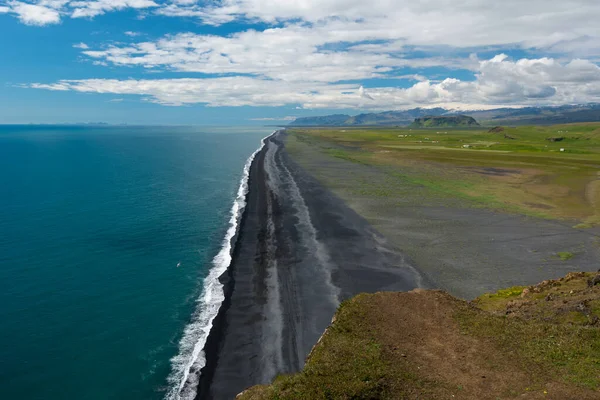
1,0,600,124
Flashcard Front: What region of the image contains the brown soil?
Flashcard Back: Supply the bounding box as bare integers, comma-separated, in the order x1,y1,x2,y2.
368,290,532,399
364,289,598,400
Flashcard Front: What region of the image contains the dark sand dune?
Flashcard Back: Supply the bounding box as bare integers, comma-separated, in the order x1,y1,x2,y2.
197,131,423,400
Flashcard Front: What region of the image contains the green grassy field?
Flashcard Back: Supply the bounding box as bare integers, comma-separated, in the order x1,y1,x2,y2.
287,123,600,227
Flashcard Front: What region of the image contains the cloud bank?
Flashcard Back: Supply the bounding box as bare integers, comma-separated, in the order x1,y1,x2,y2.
30,55,600,109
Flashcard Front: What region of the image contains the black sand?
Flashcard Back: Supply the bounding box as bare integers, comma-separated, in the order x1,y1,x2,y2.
197,131,423,399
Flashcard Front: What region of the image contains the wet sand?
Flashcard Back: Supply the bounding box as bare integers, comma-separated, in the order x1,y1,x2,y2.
197,131,423,399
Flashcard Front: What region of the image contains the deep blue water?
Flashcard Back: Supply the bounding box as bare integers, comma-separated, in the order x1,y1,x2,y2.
0,125,270,399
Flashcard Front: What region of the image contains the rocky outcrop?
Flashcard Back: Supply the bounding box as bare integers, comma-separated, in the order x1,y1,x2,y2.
409,115,480,128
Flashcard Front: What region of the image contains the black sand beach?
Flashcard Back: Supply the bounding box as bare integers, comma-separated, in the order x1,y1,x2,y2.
197,129,600,400
197,131,423,399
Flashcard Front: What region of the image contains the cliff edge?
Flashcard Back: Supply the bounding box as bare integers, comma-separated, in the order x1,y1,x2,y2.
238,272,600,399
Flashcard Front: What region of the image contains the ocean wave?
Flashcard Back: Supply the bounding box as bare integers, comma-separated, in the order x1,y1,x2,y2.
165,131,276,400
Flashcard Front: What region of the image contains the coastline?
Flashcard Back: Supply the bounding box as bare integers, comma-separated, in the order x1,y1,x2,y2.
168,131,275,400
194,132,272,399
196,130,424,399
173,127,600,399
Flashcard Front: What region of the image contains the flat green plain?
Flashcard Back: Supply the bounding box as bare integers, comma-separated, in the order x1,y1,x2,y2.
287,123,600,227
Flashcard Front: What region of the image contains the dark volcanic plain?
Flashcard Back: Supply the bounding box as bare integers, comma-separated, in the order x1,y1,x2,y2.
285,130,600,299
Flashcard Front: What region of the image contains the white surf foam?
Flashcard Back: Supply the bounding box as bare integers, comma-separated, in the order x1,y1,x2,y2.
165,131,276,400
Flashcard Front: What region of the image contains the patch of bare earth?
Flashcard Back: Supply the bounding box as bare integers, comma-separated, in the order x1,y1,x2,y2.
366,290,534,399
363,290,597,399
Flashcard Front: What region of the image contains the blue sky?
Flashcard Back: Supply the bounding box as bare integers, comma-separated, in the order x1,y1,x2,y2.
1,0,600,124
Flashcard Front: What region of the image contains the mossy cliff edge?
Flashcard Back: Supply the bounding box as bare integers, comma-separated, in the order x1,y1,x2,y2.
238,272,600,400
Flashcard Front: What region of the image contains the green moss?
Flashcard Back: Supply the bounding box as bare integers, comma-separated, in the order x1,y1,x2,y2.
557,252,575,261
474,286,526,312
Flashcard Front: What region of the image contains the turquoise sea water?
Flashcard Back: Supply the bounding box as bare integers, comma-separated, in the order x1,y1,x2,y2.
0,125,270,400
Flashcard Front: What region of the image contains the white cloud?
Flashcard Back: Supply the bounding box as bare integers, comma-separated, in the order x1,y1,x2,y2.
358,86,374,100
29,77,346,106
124,30,141,36
73,42,89,49
77,30,474,85
8,1,61,25
70,0,158,18
0,0,158,23
29,55,600,109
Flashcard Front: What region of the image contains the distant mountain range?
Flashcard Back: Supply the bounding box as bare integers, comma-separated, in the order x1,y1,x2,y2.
288,104,600,127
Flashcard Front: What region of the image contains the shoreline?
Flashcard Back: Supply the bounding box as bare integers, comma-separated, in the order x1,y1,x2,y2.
195,133,271,399
196,130,424,399
168,131,276,400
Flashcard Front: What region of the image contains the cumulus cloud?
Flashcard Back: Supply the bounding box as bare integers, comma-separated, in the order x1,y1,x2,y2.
29,55,600,109
73,42,89,49
7,1,61,25
475,55,600,103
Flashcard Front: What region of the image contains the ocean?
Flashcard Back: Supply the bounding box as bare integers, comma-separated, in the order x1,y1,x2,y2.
0,125,271,400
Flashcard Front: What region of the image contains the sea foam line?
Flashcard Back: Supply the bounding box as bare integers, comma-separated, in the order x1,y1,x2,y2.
165,131,276,400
